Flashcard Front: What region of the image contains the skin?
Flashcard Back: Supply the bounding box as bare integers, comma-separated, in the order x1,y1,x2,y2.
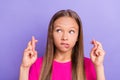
19,36,38,80
19,17,105,80
90,40,106,80
53,17,79,62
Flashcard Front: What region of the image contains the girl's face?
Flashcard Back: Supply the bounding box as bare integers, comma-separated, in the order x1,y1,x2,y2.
53,16,79,53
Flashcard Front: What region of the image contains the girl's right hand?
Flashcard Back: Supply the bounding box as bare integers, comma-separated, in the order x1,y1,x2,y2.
21,36,38,68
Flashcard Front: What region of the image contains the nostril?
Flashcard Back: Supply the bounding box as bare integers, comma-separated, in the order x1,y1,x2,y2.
61,32,68,40
62,37,68,40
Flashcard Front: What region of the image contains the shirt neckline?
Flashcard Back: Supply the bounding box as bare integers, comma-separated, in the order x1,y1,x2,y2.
53,59,71,64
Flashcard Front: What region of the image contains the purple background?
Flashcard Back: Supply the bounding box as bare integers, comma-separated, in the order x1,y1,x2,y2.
0,0,120,80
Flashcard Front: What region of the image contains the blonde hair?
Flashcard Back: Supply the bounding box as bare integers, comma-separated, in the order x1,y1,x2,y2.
39,9,85,80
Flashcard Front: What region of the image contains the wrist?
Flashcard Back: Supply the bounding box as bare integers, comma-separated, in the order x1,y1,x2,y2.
95,64,104,69
19,64,30,80
20,64,30,70
94,62,104,67
94,64,106,80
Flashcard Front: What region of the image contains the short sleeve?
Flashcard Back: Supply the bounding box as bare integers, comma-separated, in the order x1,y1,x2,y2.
29,61,38,80
84,57,96,80
29,57,43,80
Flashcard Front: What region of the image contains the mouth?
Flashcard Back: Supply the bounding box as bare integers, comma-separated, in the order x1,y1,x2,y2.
61,43,69,48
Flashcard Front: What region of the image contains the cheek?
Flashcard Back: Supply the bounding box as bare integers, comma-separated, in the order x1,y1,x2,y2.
71,37,77,43
53,33,62,45
53,35,58,47
70,35,78,45
53,34,57,43
53,33,60,40
53,32,63,40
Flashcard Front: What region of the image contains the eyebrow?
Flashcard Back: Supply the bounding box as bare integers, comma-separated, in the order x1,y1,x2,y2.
54,24,78,30
53,24,62,28
70,27,78,30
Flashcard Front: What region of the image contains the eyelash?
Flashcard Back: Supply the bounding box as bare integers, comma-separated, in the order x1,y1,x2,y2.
56,29,62,32
69,30,75,34
56,29,75,34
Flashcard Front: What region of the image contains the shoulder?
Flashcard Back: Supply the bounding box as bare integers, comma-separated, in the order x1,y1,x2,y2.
84,57,96,80
84,57,92,65
32,57,43,69
29,57,43,80
84,57,95,69
35,57,43,65
30,57,43,67
30,57,43,74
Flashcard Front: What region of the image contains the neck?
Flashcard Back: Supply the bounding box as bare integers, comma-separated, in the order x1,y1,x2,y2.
54,50,72,62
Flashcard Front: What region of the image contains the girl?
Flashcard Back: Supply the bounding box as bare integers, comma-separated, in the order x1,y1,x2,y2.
19,9,106,80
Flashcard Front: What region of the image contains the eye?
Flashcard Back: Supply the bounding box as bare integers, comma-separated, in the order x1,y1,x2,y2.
56,29,62,33
69,30,75,34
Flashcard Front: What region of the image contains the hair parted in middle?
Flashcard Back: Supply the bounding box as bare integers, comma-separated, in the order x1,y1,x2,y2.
39,9,85,80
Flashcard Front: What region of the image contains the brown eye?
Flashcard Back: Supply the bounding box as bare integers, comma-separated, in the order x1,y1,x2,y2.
56,29,62,33
69,30,75,34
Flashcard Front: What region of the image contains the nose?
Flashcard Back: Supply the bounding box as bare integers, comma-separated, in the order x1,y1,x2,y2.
61,32,68,41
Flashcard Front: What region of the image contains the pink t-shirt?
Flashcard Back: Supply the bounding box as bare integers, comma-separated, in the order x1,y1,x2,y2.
29,57,96,80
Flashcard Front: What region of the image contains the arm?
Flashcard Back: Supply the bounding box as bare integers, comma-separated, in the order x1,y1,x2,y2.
90,40,106,80
19,36,38,80
95,65,105,80
19,66,30,80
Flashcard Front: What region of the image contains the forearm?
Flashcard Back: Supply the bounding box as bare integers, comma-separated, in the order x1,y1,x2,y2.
19,66,30,80
95,65,105,80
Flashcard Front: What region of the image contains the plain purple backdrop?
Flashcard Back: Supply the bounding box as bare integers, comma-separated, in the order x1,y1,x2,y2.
0,0,120,80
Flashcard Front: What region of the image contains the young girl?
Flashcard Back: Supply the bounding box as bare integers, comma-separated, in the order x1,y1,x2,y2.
19,9,106,80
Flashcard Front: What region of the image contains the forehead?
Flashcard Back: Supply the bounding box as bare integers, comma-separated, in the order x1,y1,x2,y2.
53,16,79,29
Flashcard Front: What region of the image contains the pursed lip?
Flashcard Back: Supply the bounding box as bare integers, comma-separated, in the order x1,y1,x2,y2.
61,43,69,45
60,43,69,48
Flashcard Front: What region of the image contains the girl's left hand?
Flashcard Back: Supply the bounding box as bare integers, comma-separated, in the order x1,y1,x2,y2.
90,40,106,67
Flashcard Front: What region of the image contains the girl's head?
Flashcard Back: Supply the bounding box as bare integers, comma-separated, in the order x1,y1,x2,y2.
53,13,79,54
48,9,83,54
40,9,85,80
